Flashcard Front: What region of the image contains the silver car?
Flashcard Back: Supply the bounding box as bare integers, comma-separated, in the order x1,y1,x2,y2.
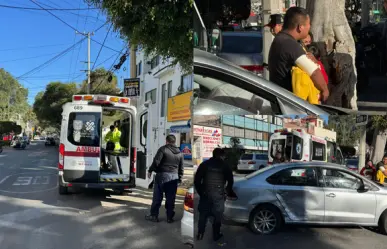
193,49,354,116
224,161,387,235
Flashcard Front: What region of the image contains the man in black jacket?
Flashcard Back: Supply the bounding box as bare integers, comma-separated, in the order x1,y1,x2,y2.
195,148,234,242
145,135,184,223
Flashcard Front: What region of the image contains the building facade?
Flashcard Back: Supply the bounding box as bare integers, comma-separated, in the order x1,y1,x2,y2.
135,48,193,159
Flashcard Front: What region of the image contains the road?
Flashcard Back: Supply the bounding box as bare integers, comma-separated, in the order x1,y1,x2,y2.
194,171,387,249
0,141,186,249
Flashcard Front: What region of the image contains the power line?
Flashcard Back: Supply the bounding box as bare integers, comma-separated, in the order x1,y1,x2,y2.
0,4,98,10
92,23,113,71
29,0,82,34
67,0,82,83
17,38,86,79
0,52,60,63
0,43,71,52
90,38,124,54
94,22,108,32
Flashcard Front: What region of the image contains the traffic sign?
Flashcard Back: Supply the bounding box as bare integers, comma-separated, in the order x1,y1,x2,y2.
355,115,368,126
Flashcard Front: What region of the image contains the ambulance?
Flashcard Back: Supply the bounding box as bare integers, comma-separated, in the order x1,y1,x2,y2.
268,128,345,166
58,94,154,195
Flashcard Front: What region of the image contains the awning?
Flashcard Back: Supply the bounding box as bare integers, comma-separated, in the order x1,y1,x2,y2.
169,125,190,133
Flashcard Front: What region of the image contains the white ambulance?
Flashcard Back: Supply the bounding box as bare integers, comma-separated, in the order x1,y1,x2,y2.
268,128,345,166
58,94,155,195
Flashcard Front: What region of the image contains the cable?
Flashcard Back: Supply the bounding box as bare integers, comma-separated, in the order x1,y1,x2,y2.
0,4,97,10
29,0,82,34
92,23,113,71
91,38,124,54
0,52,60,63
17,38,86,79
94,22,108,32
67,0,82,83
0,43,71,52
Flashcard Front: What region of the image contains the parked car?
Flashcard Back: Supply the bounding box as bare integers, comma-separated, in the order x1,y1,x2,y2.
216,31,264,76
193,49,354,117
346,158,359,172
224,161,387,235
237,153,268,171
45,137,56,146
181,187,194,248
10,137,26,149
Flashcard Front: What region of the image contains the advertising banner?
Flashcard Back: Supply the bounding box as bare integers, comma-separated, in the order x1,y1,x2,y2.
194,125,222,159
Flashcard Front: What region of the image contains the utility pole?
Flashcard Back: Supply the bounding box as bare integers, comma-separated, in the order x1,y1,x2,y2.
76,31,94,93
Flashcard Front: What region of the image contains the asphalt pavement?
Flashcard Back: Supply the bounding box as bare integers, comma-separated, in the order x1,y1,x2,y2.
0,141,186,249
194,171,387,249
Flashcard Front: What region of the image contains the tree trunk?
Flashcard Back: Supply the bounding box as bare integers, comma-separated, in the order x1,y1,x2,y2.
371,127,387,164
306,0,357,110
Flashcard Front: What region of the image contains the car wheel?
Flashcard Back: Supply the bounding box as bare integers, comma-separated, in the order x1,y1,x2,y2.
58,185,68,195
249,204,283,235
378,210,387,234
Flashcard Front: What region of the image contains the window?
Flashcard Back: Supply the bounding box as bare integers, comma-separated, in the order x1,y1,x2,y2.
220,33,263,54
161,83,166,117
167,80,173,98
145,89,157,104
321,169,363,190
292,136,303,160
137,61,142,76
256,154,268,160
150,56,160,69
180,74,193,93
266,167,318,187
271,139,285,158
311,141,326,161
67,112,100,147
241,154,253,160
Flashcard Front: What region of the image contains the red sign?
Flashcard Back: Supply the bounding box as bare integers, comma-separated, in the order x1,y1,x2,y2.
76,146,100,153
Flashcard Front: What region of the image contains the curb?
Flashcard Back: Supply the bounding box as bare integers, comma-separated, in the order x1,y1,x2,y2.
177,187,188,196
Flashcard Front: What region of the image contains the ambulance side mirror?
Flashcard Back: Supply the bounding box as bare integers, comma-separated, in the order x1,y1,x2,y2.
140,113,148,147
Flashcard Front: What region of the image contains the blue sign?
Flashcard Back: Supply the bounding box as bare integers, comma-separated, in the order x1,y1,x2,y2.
180,143,192,160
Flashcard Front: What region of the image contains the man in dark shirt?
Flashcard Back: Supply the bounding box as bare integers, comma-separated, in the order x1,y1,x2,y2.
195,148,234,242
268,7,329,102
145,135,184,223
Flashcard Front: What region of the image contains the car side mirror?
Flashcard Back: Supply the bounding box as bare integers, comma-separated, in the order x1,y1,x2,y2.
358,184,370,192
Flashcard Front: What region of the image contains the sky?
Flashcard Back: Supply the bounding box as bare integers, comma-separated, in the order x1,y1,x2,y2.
0,0,130,104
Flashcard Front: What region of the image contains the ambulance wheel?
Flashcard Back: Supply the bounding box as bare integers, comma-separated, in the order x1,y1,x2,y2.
113,188,124,195
59,185,68,195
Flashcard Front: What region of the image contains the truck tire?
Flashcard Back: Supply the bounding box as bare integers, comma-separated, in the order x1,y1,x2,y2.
58,185,68,195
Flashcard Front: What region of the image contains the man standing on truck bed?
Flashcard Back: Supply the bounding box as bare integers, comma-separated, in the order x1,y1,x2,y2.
145,135,184,223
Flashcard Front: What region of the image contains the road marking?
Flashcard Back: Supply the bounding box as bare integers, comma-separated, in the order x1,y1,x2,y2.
0,173,57,193
0,176,10,184
13,176,50,186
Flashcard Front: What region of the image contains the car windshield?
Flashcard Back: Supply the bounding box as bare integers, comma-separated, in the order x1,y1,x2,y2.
193,74,274,115
221,33,263,54
241,154,254,160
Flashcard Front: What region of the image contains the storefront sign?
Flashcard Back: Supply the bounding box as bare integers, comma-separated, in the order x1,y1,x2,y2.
123,78,140,97
167,91,192,122
180,143,192,160
194,125,222,159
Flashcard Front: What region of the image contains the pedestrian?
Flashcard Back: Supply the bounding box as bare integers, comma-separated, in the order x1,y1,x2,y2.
265,14,283,36
302,32,313,47
268,7,329,102
195,148,234,242
360,160,376,181
145,134,184,223
376,156,387,184
273,151,284,164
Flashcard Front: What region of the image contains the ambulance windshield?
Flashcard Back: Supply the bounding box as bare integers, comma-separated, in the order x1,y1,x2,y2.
68,112,100,147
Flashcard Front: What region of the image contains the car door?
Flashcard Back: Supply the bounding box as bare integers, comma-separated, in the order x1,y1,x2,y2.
320,167,377,224
267,166,325,222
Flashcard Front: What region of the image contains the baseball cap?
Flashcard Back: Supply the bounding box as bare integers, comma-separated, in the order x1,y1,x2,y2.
265,14,284,28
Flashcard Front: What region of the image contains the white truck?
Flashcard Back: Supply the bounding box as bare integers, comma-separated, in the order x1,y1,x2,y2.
58,94,156,194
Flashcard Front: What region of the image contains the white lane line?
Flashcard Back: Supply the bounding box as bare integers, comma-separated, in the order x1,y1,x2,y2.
0,176,10,185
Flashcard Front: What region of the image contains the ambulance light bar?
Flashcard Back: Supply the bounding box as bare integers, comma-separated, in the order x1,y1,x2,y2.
274,128,303,133
72,95,130,105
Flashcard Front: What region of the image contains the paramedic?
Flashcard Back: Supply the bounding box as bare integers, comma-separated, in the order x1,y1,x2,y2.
268,7,329,102
145,135,184,223
195,148,234,242
104,125,122,151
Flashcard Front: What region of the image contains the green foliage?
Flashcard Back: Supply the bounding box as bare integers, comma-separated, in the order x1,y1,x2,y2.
87,0,193,71
0,69,29,122
33,82,78,129
371,115,387,132
79,68,121,95
326,114,361,146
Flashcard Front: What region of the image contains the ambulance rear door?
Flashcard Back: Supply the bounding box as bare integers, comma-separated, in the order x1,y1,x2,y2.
60,103,102,183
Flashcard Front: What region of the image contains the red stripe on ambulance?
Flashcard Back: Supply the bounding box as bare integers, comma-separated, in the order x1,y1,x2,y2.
64,146,100,157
